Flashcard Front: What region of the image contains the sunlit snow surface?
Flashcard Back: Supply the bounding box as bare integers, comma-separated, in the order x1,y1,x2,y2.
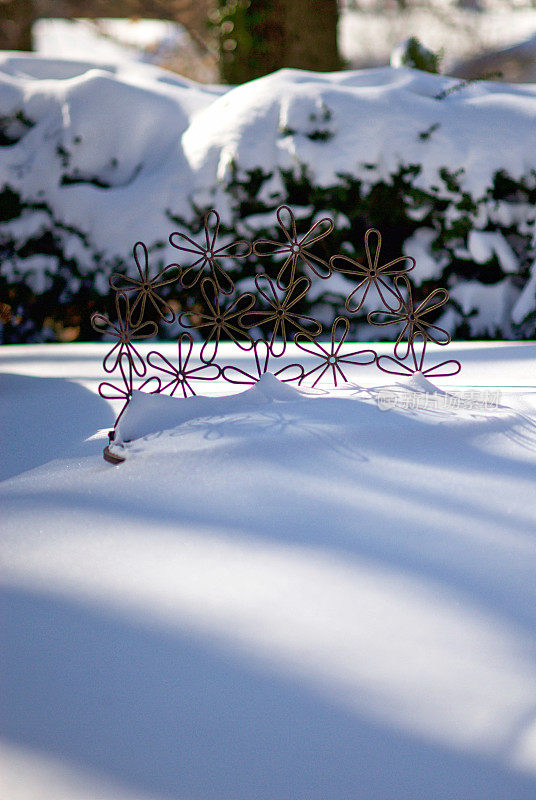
1,54,536,269
1,342,536,800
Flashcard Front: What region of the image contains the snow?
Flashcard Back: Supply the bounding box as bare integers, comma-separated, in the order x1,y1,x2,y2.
2,341,536,799
468,230,519,273
34,19,183,65
33,19,142,66
448,278,521,337
403,227,447,284
2,55,536,278
339,1,536,71
183,66,536,199
513,259,536,324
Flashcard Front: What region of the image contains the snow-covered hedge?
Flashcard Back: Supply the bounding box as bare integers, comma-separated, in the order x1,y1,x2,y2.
1,54,536,342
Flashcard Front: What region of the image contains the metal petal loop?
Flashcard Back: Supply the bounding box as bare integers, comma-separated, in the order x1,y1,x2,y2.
91,205,459,446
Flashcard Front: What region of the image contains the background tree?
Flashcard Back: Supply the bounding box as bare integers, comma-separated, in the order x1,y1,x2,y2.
0,0,342,84
0,0,34,51
214,0,342,84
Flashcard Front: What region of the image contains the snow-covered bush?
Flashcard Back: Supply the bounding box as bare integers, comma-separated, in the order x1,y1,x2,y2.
1,54,535,342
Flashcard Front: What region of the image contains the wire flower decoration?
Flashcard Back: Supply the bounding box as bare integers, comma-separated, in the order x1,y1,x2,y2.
376,333,461,379
253,205,334,289
169,209,252,295
240,274,322,357
367,274,451,359
91,204,461,460
91,291,158,375
221,340,304,386
147,332,221,397
179,278,256,363
97,353,161,432
330,228,415,313
295,317,376,388
109,241,179,325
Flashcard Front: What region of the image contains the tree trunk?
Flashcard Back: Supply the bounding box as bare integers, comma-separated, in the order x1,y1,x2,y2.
0,0,34,51
218,0,342,84
283,0,341,73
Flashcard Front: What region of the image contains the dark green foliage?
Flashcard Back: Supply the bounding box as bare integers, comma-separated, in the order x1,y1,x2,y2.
0,110,34,147
211,0,271,85
2,157,536,343
0,187,112,342
212,0,341,85
396,37,443,74
162,160,536,342
418,123,441,141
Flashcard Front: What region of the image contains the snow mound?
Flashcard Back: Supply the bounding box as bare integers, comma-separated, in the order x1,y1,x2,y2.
398,370,446,393
0,372,113,480
115,372,305,444
109,369,518,466
0,53,223,253
183,66,536,199
2,56,536,262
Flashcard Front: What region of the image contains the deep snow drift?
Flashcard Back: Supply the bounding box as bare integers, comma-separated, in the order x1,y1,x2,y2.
2,342,536,799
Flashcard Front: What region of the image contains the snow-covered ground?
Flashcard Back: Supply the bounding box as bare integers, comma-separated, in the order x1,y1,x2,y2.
2,341,536,799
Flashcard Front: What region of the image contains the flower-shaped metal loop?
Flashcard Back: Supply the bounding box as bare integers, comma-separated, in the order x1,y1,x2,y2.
221,340,304,386
169,210,252,296
368,274,451,360
91,291,158,376
92,205,461,453
97,353,161,427
179,278,255,363
240,274,322,357
330,228,414,314
109,241,179,325
253,205,334,289
147,332,221,397
295,316,376,388
376,333,461,378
